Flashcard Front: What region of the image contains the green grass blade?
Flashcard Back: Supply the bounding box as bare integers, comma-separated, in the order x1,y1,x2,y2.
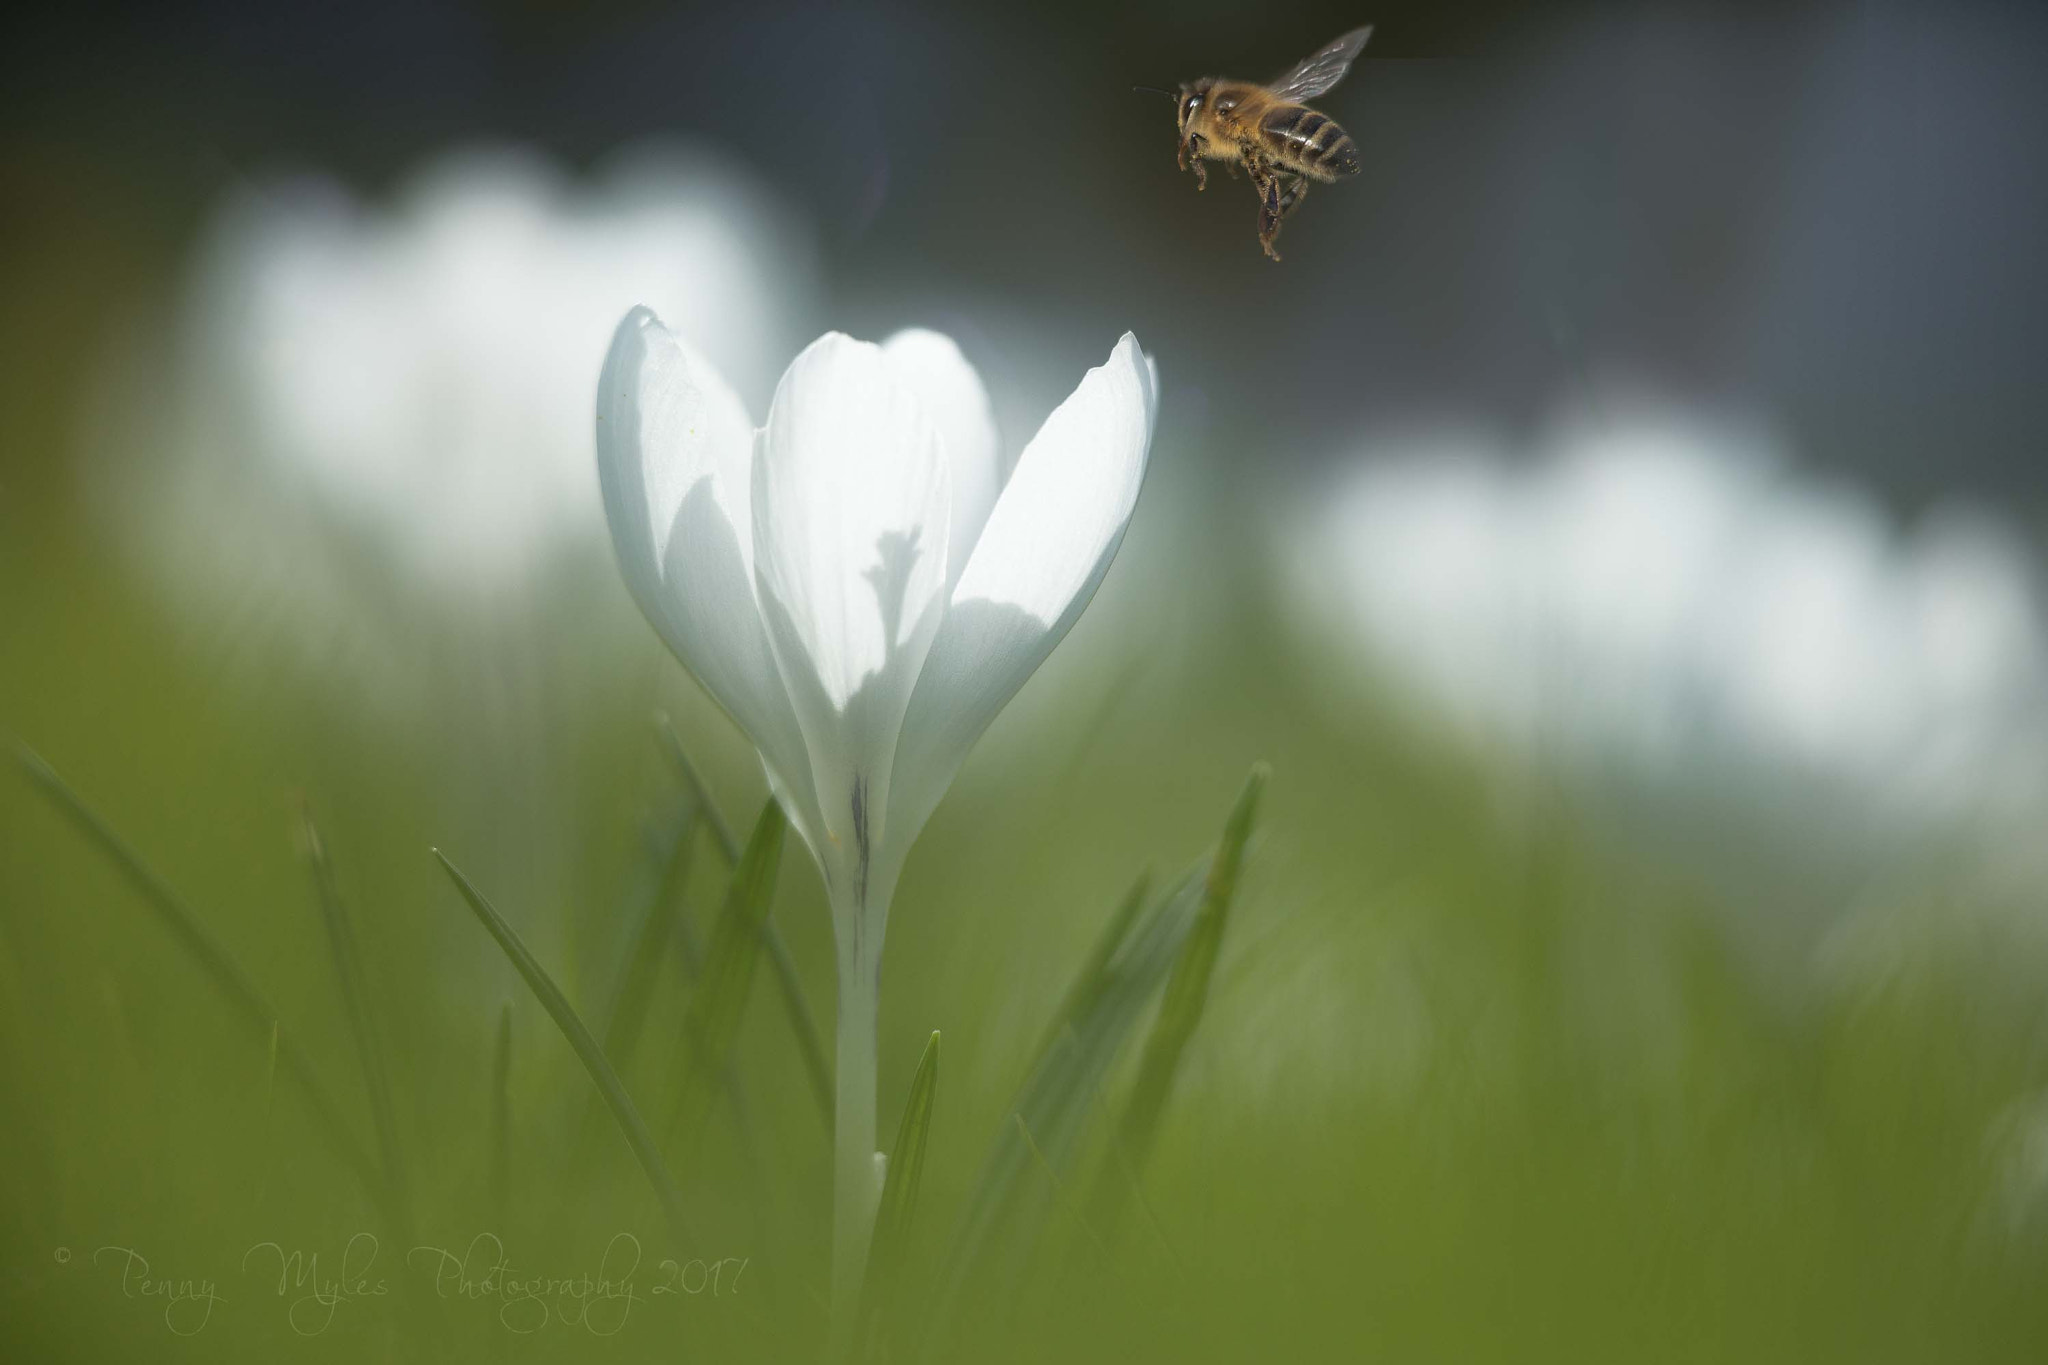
670,798,786,1151
1011,1111,1111,1264
491,1001,512,1220
858,1030,941,1358
1111,764,1267,1181
1026,869,1152,1072
14,744,384,1198
927,767,1270,1352
932,863,1209,1344
301,805,415,1243
602,804,701,1069
658,714,742,863
659,718,833,1124
432,848,692,1245
555,790,703,1217
251,1019,281,1219
761,921,832,1122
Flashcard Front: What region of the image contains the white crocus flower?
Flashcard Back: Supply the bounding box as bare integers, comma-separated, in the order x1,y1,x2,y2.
596,309,1158,1310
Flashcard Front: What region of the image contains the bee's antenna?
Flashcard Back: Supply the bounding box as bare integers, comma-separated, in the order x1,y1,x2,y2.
1132,85,1177,100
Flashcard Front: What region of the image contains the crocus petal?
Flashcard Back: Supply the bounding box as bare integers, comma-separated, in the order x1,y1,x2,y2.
882,329,1000,582
595,306,821,831
752,332,953,885
886,332,1157,845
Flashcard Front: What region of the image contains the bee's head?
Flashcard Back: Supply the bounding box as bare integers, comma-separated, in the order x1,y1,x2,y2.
1177,79,1216,136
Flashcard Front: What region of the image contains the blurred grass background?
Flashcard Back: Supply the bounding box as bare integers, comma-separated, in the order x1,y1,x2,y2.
9,224,2048,1360
10,2,2048,1361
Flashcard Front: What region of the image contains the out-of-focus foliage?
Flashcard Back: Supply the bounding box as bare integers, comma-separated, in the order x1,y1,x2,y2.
8,3,2048,1360
11,318,2048,1360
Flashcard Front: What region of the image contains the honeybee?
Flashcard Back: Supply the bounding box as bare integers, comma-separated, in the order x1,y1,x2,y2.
1152,25,1373,261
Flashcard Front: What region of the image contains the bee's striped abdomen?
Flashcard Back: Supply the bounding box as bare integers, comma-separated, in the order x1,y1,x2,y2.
1261,102,1359,179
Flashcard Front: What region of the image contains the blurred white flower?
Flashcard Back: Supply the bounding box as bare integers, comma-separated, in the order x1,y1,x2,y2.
596,308,1156,1305
1292,411,2048,823
80,141,818,958
101,142,814,634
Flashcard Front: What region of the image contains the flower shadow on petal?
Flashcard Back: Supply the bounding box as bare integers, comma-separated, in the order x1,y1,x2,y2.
656,478,824,838
753,537,951,909
885,596,1068,853
865,528,929,653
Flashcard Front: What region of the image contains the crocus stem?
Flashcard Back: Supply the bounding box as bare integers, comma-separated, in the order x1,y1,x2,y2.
831,895,881,1350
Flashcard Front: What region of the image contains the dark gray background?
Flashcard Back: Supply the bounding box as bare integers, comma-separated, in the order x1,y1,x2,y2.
8,0,2044,515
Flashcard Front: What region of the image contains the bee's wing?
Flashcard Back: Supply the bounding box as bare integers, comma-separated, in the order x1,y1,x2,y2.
1268,25,1374,102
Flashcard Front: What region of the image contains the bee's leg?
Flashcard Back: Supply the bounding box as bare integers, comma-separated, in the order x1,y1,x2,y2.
1251,160,1285,262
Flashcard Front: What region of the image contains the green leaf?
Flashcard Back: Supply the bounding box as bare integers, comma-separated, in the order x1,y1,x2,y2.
658,714,743,863
660,716,833,1126
557,786,703,1204
935,864,1208,1330
931,765,1270,1344
602,802,701,1070
14,745,385,1201
491,1001,512,1220
433,848,692,1246
669,797,786,1153
1112,763,1267,1179
301,804,415,1244
858,1030,941,1358
1025,869,1151,1073
250,1019,281,1219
